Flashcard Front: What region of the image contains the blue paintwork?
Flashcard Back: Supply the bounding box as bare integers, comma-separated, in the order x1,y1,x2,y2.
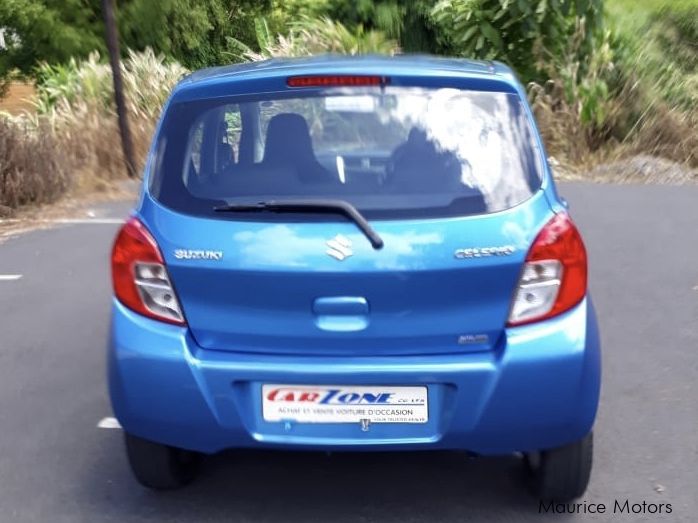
110,55,600,454
109,297,600,453
140,189,553,356
172,55,518,102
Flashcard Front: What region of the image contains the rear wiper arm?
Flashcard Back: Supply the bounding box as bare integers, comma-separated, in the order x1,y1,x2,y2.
214,199,384,250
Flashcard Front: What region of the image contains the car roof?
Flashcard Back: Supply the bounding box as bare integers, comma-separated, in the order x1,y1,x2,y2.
171,54,521,103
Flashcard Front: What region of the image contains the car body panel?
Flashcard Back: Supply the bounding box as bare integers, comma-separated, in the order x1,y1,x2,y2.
109,296,600,454
172,56,516,102
109,55,600,455
139,188,552,356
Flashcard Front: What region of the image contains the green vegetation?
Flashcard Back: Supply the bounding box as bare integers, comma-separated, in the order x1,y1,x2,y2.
0,0,105,92
602,0,697,164
607,0,697,112
116,0,272,71
0,50,185,209
228,16,399,60
0,0,269,89
0,0,696,213
431,0,603,83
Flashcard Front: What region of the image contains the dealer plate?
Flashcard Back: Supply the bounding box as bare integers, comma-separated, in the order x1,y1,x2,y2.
262,385,428,424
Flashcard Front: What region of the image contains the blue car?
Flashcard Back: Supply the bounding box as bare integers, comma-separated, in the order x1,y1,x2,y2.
109,55,600,500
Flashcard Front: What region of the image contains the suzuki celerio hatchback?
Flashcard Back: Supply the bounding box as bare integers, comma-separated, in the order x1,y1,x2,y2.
109,56,600,500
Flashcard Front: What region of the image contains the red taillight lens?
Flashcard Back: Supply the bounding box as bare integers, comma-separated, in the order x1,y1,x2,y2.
287,75,386,87
111,217,185,325
507,213,587,326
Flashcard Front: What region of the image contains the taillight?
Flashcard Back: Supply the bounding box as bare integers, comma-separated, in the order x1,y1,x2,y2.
507,213,587,326
111,217,185,325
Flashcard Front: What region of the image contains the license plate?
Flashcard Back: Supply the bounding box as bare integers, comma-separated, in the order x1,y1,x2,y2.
262,385,428,424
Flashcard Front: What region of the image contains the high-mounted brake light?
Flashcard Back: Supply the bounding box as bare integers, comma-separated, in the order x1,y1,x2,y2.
287,75,386,88
111,217,185,325
507,213,587,326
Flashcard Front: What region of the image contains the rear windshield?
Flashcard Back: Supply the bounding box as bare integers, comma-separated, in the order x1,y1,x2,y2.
150,87,542,219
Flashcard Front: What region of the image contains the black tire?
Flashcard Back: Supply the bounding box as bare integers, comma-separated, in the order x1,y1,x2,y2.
526,431,593,501
124,432,201,490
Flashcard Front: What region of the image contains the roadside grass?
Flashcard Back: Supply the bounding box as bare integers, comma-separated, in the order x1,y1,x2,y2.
0,49,185,214
0,118,69,215
606,0,697,26
604,0,697,165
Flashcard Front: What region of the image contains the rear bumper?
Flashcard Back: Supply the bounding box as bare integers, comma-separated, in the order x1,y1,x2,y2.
108,298,601,455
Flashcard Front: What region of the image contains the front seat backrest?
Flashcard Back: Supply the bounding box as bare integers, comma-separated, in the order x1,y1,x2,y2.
262,113,329,183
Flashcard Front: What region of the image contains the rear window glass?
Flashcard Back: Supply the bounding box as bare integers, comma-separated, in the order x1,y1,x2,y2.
150,87,542,219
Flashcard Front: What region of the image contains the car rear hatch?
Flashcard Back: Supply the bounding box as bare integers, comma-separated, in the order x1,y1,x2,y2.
146,191,550,356
144,76,551,356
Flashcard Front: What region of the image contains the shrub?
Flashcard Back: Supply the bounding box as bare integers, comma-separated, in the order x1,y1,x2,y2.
528,20,617,158
0,49,187,214
0,0,269,86
32,48,187,181
228,16,399,61
35,49,187,121
321,0,439,52
430,0,603,83
602,1,698,166
0,116,69,211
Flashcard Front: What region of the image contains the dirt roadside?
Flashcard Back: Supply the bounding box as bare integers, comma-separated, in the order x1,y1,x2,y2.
0,180,138,244
553,155,698,185
0,82,36,115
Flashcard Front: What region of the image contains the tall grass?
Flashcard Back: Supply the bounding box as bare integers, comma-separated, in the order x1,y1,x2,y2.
0,49,186,214
609,1,697,167
0,118,69,212
34,48,187,182
527,1,697,169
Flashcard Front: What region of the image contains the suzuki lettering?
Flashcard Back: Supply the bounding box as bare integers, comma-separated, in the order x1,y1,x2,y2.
173,249,224,261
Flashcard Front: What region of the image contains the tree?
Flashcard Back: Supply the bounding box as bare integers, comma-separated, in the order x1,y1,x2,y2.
117,0,271,70
430,0,604,83
103,0,136,178
325,0,440,53
0,0,271,86
0,0,104,84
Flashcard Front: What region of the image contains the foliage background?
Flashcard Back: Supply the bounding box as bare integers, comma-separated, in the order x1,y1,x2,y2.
1,0,696,212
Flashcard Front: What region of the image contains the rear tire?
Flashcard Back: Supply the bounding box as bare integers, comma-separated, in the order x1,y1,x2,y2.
124,432,201,490
526,431,593,501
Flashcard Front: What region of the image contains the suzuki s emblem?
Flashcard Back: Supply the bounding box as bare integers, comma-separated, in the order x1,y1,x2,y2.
326,234,353,261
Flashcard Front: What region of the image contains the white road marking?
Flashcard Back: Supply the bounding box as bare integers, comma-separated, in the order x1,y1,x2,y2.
38,218,125,225
97,417,122,429
0,274,23,281
0,218,124,225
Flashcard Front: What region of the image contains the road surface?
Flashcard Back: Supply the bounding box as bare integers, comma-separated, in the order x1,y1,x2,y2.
0,183,696,522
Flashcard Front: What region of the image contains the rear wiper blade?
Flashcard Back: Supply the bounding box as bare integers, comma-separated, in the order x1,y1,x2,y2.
214,199,384,250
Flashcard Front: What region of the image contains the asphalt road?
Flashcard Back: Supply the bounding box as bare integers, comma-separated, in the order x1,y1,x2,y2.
0,183,696,522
